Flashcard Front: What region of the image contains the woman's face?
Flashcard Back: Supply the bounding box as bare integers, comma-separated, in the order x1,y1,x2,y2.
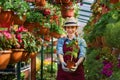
65,26,77,35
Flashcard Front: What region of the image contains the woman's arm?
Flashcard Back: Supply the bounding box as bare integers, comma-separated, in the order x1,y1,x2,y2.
56,38,65,63
77,38,87,65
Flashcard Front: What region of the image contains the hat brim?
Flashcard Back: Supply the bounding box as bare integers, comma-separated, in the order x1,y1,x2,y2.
64,22,78,27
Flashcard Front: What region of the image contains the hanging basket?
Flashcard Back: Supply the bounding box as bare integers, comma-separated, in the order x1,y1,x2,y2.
13,14,26,26
10,49,24,64
110,0,119,4
55,0,71,4
21,51,30,62
35,0,46,7
50,32,61,39
0,10,14,28
30,52,36,58
0,50,12,70
39,26,50,35
25,0,35,2
24,22,40,33
61,4,74,18
44,35,51,41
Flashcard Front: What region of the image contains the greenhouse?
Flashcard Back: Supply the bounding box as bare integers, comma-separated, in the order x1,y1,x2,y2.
0,0,120,80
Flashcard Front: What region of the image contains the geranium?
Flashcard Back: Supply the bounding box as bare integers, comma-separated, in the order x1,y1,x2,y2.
12,26,41,53
0,30,14,50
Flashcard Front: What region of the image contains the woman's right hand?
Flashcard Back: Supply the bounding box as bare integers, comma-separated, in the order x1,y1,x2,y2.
61,62,69,72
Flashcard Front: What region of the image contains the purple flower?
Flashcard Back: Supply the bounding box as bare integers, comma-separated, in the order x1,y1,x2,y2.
101,69,113,77
103,63,113,69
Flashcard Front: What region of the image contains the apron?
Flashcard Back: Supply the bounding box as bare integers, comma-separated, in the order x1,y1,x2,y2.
57,39,85,80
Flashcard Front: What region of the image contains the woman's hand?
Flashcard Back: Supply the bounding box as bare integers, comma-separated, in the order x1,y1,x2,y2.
70,63,79,72
61,62,69,72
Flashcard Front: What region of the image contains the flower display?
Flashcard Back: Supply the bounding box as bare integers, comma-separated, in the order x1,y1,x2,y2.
0,30,14,50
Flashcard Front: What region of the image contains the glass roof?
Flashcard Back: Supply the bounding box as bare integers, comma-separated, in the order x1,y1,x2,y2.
77,0,95,27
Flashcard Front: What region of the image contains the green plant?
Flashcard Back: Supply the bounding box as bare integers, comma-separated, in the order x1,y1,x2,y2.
3,0,30,16
10,26,41,53
65,39,79,60
26,11,44,23
0,30,17,50
50,22,65,35
104,21,120,49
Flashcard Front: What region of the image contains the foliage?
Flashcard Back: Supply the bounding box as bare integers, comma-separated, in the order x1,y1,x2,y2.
85,47,120,80
50,22,65,34
0,30,14,50
11,26,41,53
26,10,44,23
104,21,120,49
65,39,79,59
2,0,30,16
87,9,120,42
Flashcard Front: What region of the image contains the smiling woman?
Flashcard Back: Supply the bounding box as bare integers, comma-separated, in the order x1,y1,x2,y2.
56,17,87,80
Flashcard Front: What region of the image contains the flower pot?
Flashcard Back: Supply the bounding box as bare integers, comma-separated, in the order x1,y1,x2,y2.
35,0,46,7
0,50,12,70
13,14,26,25
25,0,35,2
39,27,50,35
30,52,36,59
0,10,14,28
24,22,40,33
61,4,74,18
66,60,75,69
10,49,24,64
50,32,61,38
21,51,30,62
110,0,119,4
44,35,51,41
55,0,71,4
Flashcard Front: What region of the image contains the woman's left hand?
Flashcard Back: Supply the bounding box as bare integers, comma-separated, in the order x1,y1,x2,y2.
70,63,79,72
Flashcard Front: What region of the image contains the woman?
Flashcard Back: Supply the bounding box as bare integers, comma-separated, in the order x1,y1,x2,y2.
56,17,87,80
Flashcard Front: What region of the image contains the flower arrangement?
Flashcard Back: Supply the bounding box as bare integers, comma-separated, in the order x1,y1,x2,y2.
0,30,15,50
11,26,41,53
0,25,41,54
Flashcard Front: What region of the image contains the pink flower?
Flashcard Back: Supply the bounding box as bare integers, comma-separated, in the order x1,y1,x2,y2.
17,26,28,32
16,34,22,43
3,31,12,39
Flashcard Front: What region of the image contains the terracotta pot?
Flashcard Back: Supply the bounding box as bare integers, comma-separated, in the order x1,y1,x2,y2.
61,4,74,18
44,35,51,41
13,14,26,25
24,22,40,33
50,32,61,38
110,0,119,4
55,0,71,4
21,51,30,62
30,52,36,59
10,49,24,64
66,60,75,69
0,10,14,28
25,0,35,2
0,50,12,70
39,27,49,35
35,0,46,7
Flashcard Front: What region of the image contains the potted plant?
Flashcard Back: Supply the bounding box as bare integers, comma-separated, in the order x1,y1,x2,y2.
3,0,30,25
24,11,44,33
65,39,79,69
61,1,74,18
0,30,13,69
50,22,65,38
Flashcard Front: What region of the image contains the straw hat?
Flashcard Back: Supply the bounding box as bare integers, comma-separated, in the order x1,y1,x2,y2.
63,17,78,27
